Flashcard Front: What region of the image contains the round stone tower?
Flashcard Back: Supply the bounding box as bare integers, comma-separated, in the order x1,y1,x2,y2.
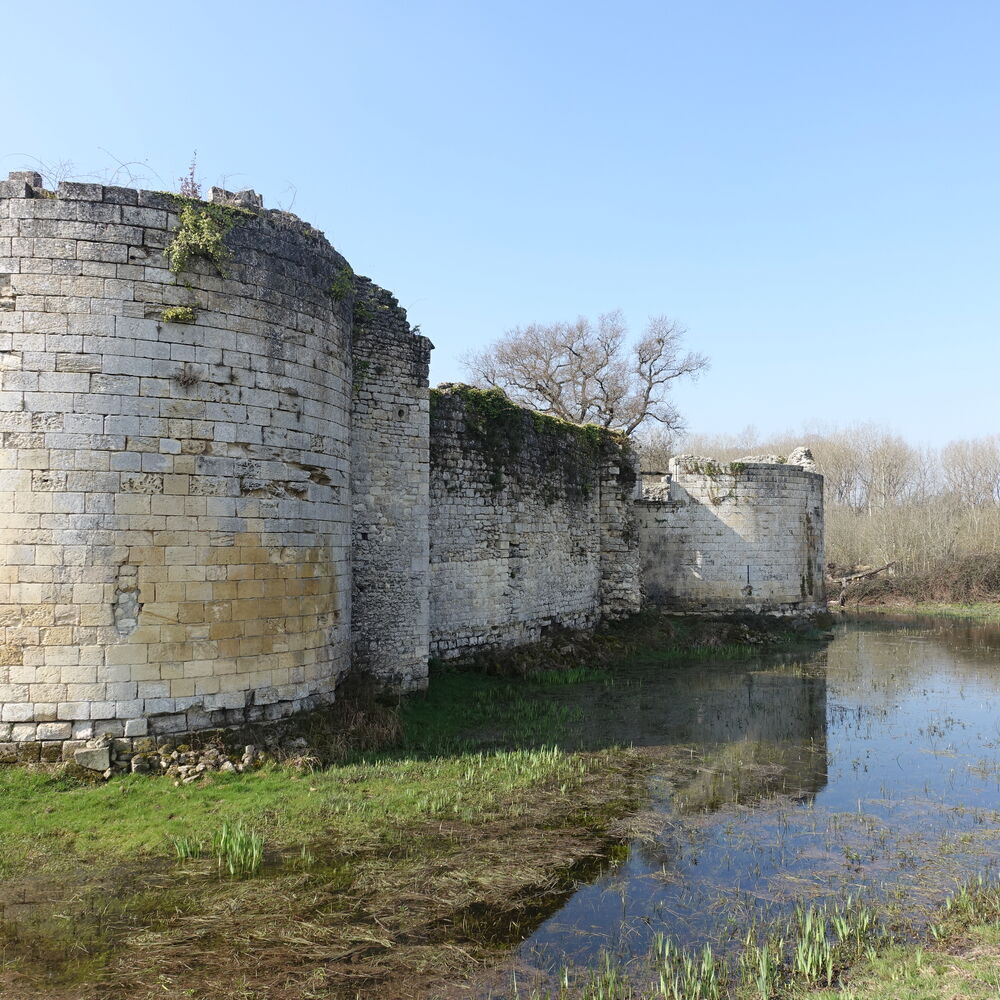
0,173,356,757
637,451,825,611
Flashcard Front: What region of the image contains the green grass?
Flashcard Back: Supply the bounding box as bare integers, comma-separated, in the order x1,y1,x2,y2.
173,821,264,877
0,746,595,879
212,821,264,877
800,927,1000,1000
522,898,886,1000
518,880,1000,1000
0,612,824,997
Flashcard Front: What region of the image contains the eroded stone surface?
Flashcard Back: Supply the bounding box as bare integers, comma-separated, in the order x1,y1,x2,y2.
638,455,825,610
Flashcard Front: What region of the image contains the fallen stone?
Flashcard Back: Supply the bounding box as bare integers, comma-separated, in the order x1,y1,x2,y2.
74,746,111,771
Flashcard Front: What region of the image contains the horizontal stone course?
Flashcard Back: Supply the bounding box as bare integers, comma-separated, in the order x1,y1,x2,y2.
428,388,640,659
1,176,355,745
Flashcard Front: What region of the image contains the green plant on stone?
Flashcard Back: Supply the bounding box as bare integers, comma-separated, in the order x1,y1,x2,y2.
330,264,354,302
353,299,373,327
161,306,196,324
352,359,371,394
164,199,246,275
430,385,630,498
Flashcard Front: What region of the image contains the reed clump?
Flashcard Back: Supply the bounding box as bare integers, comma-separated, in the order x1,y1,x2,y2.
172,821,264,878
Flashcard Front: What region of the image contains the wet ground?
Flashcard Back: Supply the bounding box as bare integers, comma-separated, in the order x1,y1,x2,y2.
479,615,1000,994
7,614,1000,999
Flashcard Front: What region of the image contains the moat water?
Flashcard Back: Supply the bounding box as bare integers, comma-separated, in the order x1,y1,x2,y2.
485,615,1000,992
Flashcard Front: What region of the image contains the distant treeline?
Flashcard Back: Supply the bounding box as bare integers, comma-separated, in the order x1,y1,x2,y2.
640,425,1000,601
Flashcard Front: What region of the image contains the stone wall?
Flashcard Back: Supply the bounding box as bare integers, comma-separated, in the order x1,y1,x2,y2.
0,173,354,756
638,454,825,610
349,278,432,691
0,168,827,760
428,386,641,659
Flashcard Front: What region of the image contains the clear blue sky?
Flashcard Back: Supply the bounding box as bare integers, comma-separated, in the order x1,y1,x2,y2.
5,1,998,445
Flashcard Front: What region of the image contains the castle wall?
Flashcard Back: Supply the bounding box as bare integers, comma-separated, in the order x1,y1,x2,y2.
0,174,353,756
0,168,827,761
638,456,825,610
428,386,640,659
349,278,432,691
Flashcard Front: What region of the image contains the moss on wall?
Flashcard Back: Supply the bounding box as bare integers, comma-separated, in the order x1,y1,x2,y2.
430,385,634,499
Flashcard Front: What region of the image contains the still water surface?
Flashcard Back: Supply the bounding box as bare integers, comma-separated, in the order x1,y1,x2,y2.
504,617,1000,983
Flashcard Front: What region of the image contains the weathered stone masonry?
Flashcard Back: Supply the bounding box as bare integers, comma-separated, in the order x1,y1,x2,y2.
638,454,825,610
350,278,432,691
0,174,358,757
428,387,641,659
0,172,823,760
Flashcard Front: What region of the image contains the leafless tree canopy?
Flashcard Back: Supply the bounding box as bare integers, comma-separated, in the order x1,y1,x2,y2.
462,310,707,435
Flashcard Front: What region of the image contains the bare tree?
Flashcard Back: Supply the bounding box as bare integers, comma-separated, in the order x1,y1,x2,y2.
634,425,676,472
942,437,1000,507
462,310,707,435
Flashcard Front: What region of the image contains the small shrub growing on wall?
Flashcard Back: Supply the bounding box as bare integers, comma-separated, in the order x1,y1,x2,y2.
161,306,196,324
330,264,354,302
164,200,247,275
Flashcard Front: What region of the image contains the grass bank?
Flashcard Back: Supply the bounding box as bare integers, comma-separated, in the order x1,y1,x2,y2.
847,600,1000,622
797,877,1000,1000
0,610,815,1000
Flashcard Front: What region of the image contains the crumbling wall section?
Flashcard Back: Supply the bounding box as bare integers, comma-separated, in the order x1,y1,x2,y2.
349,278,432,691
638,453,825,610
428,386,640,659
0,173,353,758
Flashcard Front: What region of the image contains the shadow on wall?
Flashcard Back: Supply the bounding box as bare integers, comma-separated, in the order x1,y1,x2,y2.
637,457,825,611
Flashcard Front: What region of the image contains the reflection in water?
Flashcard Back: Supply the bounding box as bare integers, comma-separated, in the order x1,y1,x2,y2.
668,662,827,812
488,617,1000,994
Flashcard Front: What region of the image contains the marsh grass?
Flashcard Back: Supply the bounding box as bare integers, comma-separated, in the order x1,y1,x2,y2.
518,898,889,999
854,601,1000,622
172,822,264,877
654,936,723,999
799,876,1000,999
214,821,263,877
0,745,651,998
0,611,824,999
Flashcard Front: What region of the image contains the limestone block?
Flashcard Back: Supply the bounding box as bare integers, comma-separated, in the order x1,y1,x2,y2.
74,745,110,771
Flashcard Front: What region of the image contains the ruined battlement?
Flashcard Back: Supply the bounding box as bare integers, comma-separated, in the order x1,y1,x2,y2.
0,172,823,765
638,451,825,611
428,385,640,659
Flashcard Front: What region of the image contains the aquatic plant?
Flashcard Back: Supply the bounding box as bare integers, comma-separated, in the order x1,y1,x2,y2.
172,821,264,878
652,935,723,999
